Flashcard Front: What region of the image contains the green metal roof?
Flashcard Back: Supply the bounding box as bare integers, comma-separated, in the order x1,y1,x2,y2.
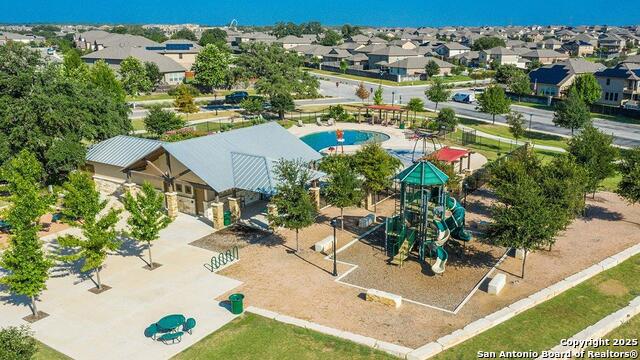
395,161,449,186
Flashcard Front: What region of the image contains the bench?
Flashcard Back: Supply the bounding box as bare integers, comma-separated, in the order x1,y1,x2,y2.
314,236,334,253
366,289,402,308
158,331,183,344
358,213,375,228
488,273,506,295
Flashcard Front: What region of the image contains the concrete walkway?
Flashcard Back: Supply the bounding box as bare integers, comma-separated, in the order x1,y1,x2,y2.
0,212,242,360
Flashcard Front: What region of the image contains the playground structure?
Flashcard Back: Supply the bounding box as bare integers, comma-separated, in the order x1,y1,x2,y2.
385,160,472,274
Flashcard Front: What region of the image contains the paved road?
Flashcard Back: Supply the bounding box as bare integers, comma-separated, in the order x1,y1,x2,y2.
316,76,640,148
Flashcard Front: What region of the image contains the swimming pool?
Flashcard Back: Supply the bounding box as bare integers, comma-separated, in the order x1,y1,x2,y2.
300,130,390,151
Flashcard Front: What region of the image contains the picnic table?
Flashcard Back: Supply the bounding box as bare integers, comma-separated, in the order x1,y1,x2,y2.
156,314,186,332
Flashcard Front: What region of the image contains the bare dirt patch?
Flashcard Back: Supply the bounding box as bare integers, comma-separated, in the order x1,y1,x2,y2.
597,279,629,297
190,225,275,252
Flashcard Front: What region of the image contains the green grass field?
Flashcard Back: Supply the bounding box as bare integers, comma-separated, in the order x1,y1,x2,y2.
585,312,640,353
172,313,395,360
433,254,640,359
458,118,568,150
34,340,71,360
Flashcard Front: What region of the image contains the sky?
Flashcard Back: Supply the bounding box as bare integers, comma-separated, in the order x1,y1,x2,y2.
0,0,635,27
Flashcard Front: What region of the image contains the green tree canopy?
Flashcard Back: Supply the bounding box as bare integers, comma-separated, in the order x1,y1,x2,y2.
319,29,342,46
569,74,602,105
494,64,521,84
568,124,618,196
435,107,458,131
425,77,451,110
472,36,507,51
373,85,384,105
119,57,152,96
199,28,228,47
267,159,317,252
123,182,172,269
406,97,424,120
324,157,364,230
60,171,102,223
477,85,511,123
553,88,591,134
616,147,640,204
270,92,295,120
424,60,440,78
353,143,402,214
506,111,526,144
0,326,39,360
171,29,197,41
144,105,185,136
509,71,532,100
192,44,232,92
144,62,163,89
173,85,199,116
341,24,361,38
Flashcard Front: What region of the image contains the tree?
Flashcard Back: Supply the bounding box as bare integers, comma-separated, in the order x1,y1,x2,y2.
553,88,591,134
355,82,370,103
506,111,526,144
319,29,342,46
354,143,402,215
173,85,199,119
494,64,520,84
144,105,185,136
199,28,227,47
240,97,264,115
0,151,53,317
527,59,542,71
324,158,363,231
89,60,126,102
616,147,640,204
119,57,152,96
568,124,618,197
341,24,361,38
373,85,384,105
477,85,511,124
540,155,588,233
569,74,602,105
0,326,38,360
192,44,231,92
171,29,197,41
57,175,122,291
425,77,451,111
424,60,440,78
436,107,458,131
406,98,424,121
339,59,348,74
62,49,88,78
144,62,163,89
123,182,172,270
471,36,506,51
44,136,86,184
268,159,316,252
271,92,295,120
60,171,103,223
509,71,532,101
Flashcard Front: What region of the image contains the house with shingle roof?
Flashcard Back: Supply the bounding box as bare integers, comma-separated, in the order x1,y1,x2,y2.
387,56,454,77
479,47,520,67
367,46,419,70
522,49,569,65
528,59,605,97
434,42,470,59
594,62,640,106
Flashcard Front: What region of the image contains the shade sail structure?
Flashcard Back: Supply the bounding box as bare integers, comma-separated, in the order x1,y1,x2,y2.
395,160,449,186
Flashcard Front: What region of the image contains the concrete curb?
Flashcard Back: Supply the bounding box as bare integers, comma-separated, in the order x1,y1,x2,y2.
245,306,413,358
406,242,640,360
538,295,640,359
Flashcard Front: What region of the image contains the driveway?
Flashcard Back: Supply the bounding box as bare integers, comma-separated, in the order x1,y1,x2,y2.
0,213,242,360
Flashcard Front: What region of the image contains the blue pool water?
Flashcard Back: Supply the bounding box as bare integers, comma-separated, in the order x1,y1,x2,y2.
301,130,390,151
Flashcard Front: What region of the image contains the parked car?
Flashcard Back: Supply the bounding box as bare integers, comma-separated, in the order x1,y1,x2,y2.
452,92,476,104
225,91,249,104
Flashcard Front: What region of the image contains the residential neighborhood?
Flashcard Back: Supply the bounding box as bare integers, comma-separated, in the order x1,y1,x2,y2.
0,8,639,360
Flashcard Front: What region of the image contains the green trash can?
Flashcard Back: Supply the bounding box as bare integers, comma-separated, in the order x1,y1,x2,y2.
223,210,232,226
399,122,405,129
229,293,245,314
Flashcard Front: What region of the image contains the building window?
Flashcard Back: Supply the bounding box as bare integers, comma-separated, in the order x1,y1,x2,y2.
179,53,183,59
606,78,610,86
605,92,609,101
614,93,619,101
175,184,183,193
184,185,193,195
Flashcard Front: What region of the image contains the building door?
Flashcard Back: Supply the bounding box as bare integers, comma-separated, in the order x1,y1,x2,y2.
195,188,204,215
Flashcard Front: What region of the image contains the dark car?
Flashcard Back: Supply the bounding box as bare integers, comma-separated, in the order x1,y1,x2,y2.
224,91,249,104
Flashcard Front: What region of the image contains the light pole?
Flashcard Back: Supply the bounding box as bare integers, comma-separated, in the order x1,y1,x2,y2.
529,113,533,131
392,91,395,105
330,218,338,276
399,95,403,105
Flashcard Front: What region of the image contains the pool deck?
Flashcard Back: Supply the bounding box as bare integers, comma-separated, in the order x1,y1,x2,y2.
289,122,487,170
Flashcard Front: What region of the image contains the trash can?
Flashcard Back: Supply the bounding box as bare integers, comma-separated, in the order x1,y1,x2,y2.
399,122,405,129
229,293,244,314
223,211,232,226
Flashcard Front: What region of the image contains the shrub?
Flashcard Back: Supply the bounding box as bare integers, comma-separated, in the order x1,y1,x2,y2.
0,326,38,360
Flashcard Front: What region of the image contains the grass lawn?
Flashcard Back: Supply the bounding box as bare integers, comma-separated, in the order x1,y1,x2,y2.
600,171,622,192
586,312,640,353
433,254,640,359
513,101,640,125
172,313,395,360
34,340,71,360
458,118,568,150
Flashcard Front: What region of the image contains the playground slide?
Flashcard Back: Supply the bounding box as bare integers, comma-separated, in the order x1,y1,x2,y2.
445,196,473,242
431,246,448,274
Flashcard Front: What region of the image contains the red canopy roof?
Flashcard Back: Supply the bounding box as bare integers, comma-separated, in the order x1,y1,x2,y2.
365,105,404,111
430,147,470,163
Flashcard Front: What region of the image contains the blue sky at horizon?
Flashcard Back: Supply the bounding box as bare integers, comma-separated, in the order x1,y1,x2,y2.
0,0,635,27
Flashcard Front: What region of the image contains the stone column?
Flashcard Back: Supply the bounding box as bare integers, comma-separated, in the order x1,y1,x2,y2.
309,187,321,210
122,183,138,197
364,192,374,211
210,202,225,230
228,197,241,222
165,192,178,219
267,203,278,229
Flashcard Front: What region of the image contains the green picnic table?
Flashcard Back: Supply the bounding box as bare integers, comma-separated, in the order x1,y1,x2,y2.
156,314,186,333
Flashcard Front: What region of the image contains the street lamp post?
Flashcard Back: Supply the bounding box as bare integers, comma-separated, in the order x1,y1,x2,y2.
330,218,338,276
392,91,395,105
529,113,533,131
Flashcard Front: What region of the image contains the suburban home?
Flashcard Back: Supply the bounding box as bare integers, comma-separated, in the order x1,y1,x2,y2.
82,46,187,85
337,41,364,52
276,35,315,49
387,56,454,77
562,40,595,57
434,42,471,59
344,53,369,67
538,38,563,50
146,39,202,70
85,122,322,228
594,62,640,106
478,47,520,67
349,34,370,44
451,51,480,66
0,31,45,44
367,46,419,70
75,30,160,51
388,39,419,50
528,59,605,97
234,32,277,45
598,33,626,55
521,49,569,65
322,48,351,63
